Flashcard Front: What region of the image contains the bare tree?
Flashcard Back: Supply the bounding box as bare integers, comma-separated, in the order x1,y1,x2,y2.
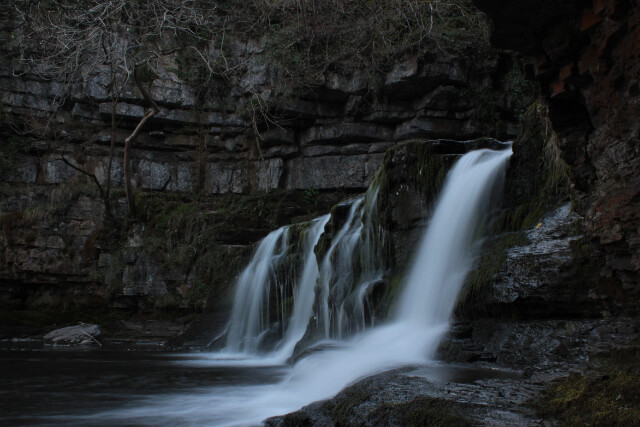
15,0,218,216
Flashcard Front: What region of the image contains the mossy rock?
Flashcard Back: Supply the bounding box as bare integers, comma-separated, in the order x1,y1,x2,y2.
330,389,473,427
500,99,570,233
366,397,473,427
455,232,528,317
536,351,640,426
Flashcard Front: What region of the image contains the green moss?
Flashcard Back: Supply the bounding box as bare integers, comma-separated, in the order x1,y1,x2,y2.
277,413,313,427
537,352,640,426
331,389,373,426
497,99,571,233
414,143,452,201
496,200,545,232
301,188,319,205
377,272,405,318
110,190,339,311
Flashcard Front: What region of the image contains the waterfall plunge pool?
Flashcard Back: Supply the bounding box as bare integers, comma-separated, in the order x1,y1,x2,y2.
0,349,521,426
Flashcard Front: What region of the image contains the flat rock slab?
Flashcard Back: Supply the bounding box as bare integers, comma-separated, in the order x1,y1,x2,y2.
43,324,101,346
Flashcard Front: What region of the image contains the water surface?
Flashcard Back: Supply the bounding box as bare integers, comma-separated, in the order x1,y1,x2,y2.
0,350,287,426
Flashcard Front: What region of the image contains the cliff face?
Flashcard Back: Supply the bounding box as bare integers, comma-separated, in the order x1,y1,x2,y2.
0,3,523,196
474,0,640,305
0,48,520,194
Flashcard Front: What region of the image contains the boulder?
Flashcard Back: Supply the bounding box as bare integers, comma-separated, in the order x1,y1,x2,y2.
43,324,101,346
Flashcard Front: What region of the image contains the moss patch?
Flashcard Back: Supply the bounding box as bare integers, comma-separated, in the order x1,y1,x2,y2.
536,352,640,426
498,99,570,233
366,397,473,427
123,190,343,311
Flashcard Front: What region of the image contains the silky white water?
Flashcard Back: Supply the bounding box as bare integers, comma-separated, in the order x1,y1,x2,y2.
220,188,384,363
273,214,331,360
94,147,512,426
225,227,289,354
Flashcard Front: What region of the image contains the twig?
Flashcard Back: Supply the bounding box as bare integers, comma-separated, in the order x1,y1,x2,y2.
81,329,103,346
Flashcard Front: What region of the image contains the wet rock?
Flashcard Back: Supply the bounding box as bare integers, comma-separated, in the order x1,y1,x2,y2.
285,154,384,190
299,123,394,145
266,367,539,427
487,203,598,316
474,0,640,308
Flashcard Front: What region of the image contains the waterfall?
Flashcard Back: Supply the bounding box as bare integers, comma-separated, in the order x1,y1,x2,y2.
221,184,387,358
255,147,513,411
396,147,511,328
222,147,509,363
316,197,365,339
274,214,331,359
225,227,290,353
100,147,512,426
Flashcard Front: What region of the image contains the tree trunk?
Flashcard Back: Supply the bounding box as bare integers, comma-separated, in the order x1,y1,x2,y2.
123,71,160,216
123,136,136,216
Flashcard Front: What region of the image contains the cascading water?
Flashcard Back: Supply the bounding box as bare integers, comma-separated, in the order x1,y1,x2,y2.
210,147,512,425
225,227,290,354
347,185,387,335
316,197,366,339
273,214,330,359
313,186,387,341
222,185,386,359
396,148,511,328
97,147,512,426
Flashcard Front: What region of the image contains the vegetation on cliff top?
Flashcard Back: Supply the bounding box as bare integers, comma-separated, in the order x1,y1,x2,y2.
221,0,491,92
